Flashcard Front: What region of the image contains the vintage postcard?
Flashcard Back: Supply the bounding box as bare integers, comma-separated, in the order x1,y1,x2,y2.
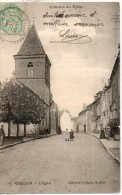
0,0,120,194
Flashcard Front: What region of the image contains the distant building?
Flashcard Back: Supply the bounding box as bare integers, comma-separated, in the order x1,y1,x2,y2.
71,117,78,132
96,91,102,132
78,103,93,133
100,85,111,129
109,49,120,122
77,47,120,134
60,110,72,132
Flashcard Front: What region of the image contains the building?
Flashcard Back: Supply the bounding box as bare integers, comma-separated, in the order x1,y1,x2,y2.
78,103,93,133
60,110,72,132
0,24,58,136
78,109,86,133
100,84,111,129
96,91,102,132
50,101,59,134
91,99,97,133
71,117,78,132
109,50,120,122
77,47,120,135
14,24,51,108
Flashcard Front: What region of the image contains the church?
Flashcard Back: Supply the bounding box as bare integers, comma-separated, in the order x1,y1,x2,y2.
10,24,58,135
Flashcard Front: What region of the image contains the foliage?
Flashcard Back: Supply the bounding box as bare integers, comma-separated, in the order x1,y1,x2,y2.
56,126,62,134
108,118,119,127
108,118,120,136
0,81,48,126
0,81,15,123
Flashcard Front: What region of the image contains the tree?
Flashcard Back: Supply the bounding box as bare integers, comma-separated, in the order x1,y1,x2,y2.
0,81,15,137
0,81,48,137
13,84,48,137
108,118,120,136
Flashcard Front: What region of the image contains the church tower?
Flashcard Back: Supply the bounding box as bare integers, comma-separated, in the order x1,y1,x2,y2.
14,24,52,106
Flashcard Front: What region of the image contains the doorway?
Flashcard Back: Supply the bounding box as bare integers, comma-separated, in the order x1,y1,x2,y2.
84,125,86,133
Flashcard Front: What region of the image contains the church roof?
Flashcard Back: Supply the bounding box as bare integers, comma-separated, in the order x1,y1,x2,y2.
10,77,49,107
16,24,45,56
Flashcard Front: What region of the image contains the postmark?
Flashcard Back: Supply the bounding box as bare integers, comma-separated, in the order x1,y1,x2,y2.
0,4,30,43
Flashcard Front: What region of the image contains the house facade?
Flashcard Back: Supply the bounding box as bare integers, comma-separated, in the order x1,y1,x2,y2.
77,47,120,134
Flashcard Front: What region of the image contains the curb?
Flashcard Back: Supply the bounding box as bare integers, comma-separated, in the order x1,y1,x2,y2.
0,133,57,150
0,138,35,150
87,133,120,164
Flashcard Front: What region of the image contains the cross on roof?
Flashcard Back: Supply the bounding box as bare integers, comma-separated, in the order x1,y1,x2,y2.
32,11,36,24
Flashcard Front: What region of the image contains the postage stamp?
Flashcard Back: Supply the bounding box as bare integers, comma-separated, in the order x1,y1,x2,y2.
0,3,30,43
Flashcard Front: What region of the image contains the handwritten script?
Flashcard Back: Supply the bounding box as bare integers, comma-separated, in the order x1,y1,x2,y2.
50,29,92,44
43,5,104,44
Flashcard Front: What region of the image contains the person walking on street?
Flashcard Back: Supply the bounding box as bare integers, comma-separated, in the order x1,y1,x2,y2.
69,129,74,141
65,129,69,141
0,124,5,146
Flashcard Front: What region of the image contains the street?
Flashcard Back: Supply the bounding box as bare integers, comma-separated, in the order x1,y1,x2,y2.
0,134,120,193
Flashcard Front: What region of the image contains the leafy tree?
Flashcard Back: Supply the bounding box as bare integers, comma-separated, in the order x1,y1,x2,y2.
108,118,120,137
13,84,48,136
0,81,15,137
56,126,62,134
0,81,48,137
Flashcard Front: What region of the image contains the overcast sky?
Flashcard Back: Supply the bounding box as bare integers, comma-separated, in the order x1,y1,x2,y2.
0,2,120,116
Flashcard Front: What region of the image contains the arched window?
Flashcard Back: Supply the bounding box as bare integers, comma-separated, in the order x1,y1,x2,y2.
27,62,33,78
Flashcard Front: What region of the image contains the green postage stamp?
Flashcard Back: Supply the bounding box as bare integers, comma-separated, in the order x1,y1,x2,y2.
0,3,30,42
0,4,23,35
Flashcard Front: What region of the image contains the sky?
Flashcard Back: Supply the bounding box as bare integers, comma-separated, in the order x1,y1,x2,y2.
0,2,120,117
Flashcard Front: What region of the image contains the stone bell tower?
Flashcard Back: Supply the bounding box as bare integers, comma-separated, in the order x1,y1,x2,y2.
14,24,52,106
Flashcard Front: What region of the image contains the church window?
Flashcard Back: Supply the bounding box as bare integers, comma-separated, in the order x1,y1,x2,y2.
27,62,33,78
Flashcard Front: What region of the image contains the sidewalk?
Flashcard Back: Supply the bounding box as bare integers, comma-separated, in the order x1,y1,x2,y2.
87,133,120,163
0,133,57,150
